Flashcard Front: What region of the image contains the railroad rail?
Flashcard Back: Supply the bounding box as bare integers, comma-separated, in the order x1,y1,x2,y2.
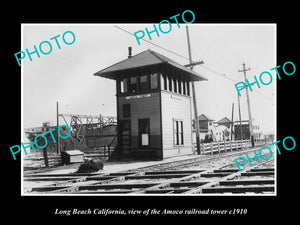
23,145,275,195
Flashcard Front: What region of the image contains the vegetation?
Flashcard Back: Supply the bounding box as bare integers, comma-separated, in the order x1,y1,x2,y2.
76,159,104,173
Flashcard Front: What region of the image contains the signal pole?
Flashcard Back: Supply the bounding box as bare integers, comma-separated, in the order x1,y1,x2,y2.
238,63,254,147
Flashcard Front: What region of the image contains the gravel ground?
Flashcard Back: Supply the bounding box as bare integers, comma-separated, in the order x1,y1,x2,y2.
23,145,276,194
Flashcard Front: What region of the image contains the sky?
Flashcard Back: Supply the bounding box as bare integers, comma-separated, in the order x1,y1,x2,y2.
22,23,276,136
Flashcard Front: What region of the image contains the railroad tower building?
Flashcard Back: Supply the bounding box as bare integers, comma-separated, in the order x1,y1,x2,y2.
94,48,207,159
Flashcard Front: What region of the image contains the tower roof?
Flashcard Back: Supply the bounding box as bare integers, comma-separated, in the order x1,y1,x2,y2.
94,49,208,81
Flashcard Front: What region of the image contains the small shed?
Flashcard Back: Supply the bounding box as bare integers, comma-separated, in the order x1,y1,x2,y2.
61,150,84,165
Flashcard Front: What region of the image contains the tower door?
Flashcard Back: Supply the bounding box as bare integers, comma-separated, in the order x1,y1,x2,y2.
119,120,131,151
138,118,150,147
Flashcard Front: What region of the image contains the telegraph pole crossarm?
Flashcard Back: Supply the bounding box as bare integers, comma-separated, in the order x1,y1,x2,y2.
184,60,204,68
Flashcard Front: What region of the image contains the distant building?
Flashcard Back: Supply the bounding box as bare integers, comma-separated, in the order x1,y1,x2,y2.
264,131,275,142
216,117,232,129
24,121,55,137
198,114,215,133
234,120,261,140
193,114,215,142
214,125,231,141
212,117,233,141
193,115,234,142
94,48,207,159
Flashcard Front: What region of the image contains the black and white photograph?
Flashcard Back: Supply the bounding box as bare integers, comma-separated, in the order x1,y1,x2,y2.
21,23,277,195
4,4,298,221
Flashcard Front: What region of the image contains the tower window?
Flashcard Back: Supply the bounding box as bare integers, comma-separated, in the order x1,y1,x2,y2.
174,119,184,146
150,73,158,89
140,75,149,91
129,76,138,92
120,78,128,93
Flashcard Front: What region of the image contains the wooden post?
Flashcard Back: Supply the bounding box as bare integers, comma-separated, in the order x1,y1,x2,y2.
218,141,220,154
224,140,226,152
42,147,49,168
200,143,203,155
108,146,111,157
265,136,267,144
211,142,213,155
239,63,254,147
230,103,234,140
237,92,243,141
56,101,60,154
186,26,202,155
230,140,232,151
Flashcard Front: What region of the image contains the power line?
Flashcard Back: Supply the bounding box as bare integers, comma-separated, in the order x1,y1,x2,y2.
200,64,239,82
114,25,273,101
114,25,190,61
200,64,273,101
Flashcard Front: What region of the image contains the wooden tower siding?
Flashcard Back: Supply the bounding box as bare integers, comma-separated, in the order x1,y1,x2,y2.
117,92,162,158
94,49,207,160
160,65,193,158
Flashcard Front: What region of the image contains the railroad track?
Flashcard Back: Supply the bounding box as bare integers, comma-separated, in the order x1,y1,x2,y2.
23,145,275,195
123,143,267,172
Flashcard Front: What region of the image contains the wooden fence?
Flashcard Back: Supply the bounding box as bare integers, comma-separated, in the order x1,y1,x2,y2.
197,139,251,155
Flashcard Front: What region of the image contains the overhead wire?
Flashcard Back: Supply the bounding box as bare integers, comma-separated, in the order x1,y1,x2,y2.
114,25,190,61
113,25,274,102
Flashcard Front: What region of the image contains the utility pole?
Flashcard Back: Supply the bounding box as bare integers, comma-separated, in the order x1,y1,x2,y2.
238,63,254,147
56,101,60,154
237,92,243,141
230,103,234,141
186,26,201,155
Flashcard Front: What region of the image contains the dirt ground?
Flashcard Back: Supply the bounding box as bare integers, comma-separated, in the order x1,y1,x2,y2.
23,154,201,175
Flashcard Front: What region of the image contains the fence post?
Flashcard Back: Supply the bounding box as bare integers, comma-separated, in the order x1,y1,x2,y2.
265,136,267,145
108,145,111,157
211,142,213,155
224,140,226,152
218,141,220,154
230,140,232,152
